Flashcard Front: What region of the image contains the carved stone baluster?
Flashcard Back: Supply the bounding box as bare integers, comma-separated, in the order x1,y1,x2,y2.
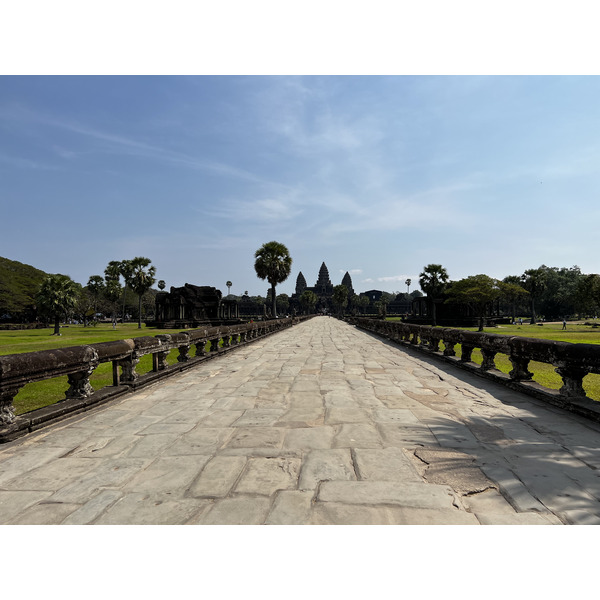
195,340,207,357
222,334,231,348
556,365,589,398
443,340,456,357
210,336,221,353
508,356,533,381
119,355,140,382
480,349,497,371
154,350,169,370
0,386,20,428
461,344,474,363
177,344,191,363
66,365,96,399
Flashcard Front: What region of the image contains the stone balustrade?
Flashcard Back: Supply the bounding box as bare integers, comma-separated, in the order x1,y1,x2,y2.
347,317,600,422
0,316,311,442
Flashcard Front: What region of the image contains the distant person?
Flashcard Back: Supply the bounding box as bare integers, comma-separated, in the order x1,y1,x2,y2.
562,318,567,330
519,318,523,326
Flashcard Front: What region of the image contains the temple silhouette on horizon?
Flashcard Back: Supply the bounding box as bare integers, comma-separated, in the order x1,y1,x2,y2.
290,262,355,313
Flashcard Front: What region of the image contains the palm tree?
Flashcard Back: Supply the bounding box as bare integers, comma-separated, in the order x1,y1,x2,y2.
419,264,449,326
36,274,79,335
405,278,411,295
254,241,292,318
129,257,156,329
104,260,121,283
87,275,105,315
119,259,134,323
226,280,232,296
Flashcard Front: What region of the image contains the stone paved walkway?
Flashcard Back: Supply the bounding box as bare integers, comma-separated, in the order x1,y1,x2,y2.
2,316,600,524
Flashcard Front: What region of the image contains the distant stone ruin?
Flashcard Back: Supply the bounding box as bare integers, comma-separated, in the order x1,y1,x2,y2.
151,283,239,328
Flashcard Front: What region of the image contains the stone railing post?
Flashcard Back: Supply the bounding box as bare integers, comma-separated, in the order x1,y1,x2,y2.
508,355,533,381
177,344,191,362
222,332,232,348
0,386,20,429
210,335,221,353
480,348,497,371
460,344,474,363
65,363,97,399
556,364,589,399
442,329,458,356
154,335,171,371
119,355,140,382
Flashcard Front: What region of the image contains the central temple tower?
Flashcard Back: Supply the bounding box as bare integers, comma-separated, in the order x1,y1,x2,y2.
315,262,333,295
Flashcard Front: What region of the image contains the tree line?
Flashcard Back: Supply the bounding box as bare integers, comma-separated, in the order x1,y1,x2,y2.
418,263,600,331
36,257,156,335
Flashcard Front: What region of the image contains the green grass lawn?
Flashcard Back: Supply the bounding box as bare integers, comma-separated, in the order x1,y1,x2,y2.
0,323,207,415
385,319,600,401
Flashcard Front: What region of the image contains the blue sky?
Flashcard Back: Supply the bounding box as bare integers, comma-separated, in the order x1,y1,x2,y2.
2,75,600,297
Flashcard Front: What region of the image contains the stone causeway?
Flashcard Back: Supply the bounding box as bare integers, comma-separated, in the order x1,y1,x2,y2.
2,316,600,524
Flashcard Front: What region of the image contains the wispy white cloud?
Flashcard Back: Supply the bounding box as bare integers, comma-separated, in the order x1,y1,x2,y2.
339,268,363,275
377,275,413,283
0,104,271,185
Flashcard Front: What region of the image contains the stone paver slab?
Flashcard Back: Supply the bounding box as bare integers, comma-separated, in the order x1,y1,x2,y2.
266,490,314,525
188,456,247,498
234,456,301,496
354,448,423,482
299,449,356,490
195,496,271,525
318,480,456,509
283,427,335,450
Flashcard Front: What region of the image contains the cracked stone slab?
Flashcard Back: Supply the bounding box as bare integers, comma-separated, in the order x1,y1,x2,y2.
412,447,496,496
299,449,356,490
234,456,301,496
225,427,284,449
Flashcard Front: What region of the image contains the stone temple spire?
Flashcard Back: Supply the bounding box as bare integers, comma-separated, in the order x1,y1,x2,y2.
295,272,307,296
315,262,333,295
341,271,354,296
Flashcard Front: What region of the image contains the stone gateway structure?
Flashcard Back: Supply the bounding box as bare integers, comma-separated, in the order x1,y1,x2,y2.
152,284,236,328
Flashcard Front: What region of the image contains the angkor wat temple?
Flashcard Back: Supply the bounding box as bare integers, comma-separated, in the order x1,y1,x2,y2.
290,262,355,313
